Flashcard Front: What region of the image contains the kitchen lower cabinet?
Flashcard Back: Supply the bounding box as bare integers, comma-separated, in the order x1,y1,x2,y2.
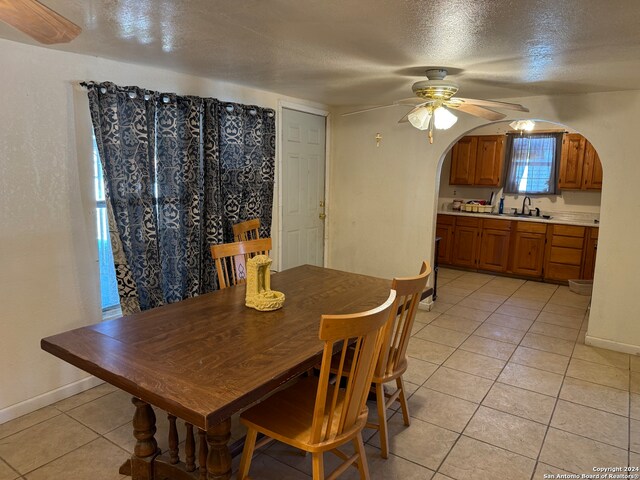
477,219,511,272
582,227,599,280
436,214,455,265
451,217,480,268
544,224,586,282
511,222,547,277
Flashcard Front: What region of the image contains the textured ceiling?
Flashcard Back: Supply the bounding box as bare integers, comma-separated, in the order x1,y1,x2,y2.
2,0,640,105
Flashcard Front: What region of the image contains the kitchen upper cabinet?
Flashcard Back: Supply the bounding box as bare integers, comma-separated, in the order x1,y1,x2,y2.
450,135,504,186
450,136,478,185
511,222,547,277
558,134,603,191
451,217,480,268
477,219,511,272
474,136,505,186
436,214,455,265
583,141,603,190
559,134,586,189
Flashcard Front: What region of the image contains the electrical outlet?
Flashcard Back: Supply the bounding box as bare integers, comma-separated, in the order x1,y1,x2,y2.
453,190,457,196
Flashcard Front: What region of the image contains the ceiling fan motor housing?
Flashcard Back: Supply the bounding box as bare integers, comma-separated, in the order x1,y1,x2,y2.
412,80,459,101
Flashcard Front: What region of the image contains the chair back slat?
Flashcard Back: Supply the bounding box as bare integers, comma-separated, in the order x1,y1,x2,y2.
310,290,397,445
376,262,431,379
232,218,261,241
210,238,272,289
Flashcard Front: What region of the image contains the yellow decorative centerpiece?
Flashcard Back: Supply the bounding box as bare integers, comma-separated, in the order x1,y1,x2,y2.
245,255,285,311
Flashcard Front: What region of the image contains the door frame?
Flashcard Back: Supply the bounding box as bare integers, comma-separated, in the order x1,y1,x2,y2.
277,101,331,272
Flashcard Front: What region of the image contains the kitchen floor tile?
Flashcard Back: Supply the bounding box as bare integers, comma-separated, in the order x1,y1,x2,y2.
52,383,118,412
425,367,493,403
631,420,640,454
494,304,540,320
510,346,570,375
415,310,442,324
482,383,556,425
0,407,61,441
631,355,640,372
430,314,482,334
468,291,510,304
407,338,456,365
632,372,640,394
407,387,478,433
484,313,534,332
463,406,547,458
341,445,436,480
542,303,587,319
474,323,525,345
521,332,575,357
368,414,458,471
67,389,133,434
504,297,546,311
539,428,627,475
415,325,469,348
572,344,630,370
551,400,628,449
0,414,97,474
0,459,18,480
439,436,535,480
533,462,577,477
535,311,583,329
498,363,564,397
560,377,629,417
566,358,629,391
632,394,640,420
529,321,579,341
458,335,517,361
443,305,491,322
403,357,439,385
457,297,501,313
442,349,506,380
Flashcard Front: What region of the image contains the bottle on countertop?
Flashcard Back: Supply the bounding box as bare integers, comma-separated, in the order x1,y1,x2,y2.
498,197,505,214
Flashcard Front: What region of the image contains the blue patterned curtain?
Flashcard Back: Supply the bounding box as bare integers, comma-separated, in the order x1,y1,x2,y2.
87,82,275,313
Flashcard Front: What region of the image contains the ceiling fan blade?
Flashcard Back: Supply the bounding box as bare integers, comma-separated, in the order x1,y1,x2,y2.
394,97,426,106
452,97,529,112
448,103,506,121
341,104,400,116
0,0,81,44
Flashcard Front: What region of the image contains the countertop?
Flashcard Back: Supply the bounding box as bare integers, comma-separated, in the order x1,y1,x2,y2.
438,210,600,228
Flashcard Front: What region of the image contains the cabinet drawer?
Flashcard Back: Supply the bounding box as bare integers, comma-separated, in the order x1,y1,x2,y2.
516,222,547,234
437,214,456,226
456,216,481,227
552,224,586,237
552,236,584,249
482,218,512,231
549,246,583,265
546,263,582,281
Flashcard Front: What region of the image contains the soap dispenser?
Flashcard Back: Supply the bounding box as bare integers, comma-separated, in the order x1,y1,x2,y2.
498,197,505,214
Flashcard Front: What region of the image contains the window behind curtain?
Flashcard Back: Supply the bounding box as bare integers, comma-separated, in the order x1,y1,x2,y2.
504,133,563,194
93,139,120,312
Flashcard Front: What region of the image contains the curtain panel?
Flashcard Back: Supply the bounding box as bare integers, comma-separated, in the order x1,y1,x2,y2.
87,82,276,313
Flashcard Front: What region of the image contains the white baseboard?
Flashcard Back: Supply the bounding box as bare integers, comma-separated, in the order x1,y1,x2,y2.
419,296,434,311
0,376,104,424
585,335,640,356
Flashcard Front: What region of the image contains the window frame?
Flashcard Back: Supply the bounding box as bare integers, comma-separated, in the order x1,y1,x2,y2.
503,132,563,195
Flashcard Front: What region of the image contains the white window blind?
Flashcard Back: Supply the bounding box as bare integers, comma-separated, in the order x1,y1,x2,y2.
504,133,562,195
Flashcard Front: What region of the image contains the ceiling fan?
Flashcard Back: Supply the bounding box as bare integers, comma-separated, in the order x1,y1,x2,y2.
0,0,81,44
344,68,529,143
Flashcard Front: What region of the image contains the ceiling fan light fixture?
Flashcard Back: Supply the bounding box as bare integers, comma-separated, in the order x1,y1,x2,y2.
509,119,535,131
434,106,458,130
408,107,432,130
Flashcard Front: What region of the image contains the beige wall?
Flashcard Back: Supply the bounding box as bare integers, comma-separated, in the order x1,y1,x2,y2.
0,38,324,422
329,91,640,354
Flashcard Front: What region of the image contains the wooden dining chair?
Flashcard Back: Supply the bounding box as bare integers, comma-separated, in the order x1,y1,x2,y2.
232,218,261,241
331,261,431,459
210,238,272,289
237,290,398,480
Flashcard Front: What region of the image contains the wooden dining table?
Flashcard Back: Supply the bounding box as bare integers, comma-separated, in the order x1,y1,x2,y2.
41,264,431,480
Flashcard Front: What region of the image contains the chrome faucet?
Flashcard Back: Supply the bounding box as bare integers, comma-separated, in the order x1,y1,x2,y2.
522,196,532,216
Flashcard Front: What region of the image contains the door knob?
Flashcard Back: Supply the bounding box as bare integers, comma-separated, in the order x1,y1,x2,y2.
319,213,326,220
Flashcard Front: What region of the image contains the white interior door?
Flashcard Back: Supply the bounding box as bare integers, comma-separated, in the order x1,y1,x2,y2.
281,108,326,270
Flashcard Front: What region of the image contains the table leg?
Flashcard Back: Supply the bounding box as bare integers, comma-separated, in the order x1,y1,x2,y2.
130,397,160,479
206,418,232,480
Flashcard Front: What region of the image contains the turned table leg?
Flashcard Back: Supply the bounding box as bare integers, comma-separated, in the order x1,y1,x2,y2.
129,397,160,480
206,418,232,480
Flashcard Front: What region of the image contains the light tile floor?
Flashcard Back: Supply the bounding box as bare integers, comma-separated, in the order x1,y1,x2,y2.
1,268,638,479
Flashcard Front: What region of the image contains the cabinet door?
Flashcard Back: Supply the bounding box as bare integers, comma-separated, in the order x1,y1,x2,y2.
450,136,478,185
451,226,479,268
478,229,510,272
436,224,454,265
582,228,598,279
558,133,586,189
583,141,603,190
474,135,505,186
512,232,546,277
